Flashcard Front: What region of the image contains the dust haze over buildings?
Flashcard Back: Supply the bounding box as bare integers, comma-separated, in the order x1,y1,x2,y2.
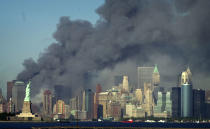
17,0,210,99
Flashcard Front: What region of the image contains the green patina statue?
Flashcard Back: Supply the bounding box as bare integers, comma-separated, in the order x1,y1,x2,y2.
24,80,31,101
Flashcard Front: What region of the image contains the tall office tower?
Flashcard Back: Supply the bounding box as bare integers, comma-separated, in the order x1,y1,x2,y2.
43,90,52,116
181,83,193,117
82,89,94,119
12,81,26,112
144,83,154,117
7,81,14,102
181,67,193,117
165,92,172,115
152,64,160,86
193,89,205,118
135,89,143,104
94,84,102,119
114,75,123,86
172,87,181,118
138,66,154,89
122,76,129,92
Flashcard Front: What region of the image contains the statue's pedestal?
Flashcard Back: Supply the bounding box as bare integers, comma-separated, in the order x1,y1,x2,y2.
17,101,35,118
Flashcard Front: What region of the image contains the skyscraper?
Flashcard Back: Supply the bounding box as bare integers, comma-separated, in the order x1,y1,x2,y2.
165,92,172,115
193,89,205,118
122,76,129,92
144,83,154,117
82,89,94,119
7,81,13,102
43,90,52,117
181,67,193,117
12,81,26,112
137,66,154,89
172,87,181,118
152,64,160,86
94,84,102,119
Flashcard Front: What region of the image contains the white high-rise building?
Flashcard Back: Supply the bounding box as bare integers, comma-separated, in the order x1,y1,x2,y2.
122,76,129,92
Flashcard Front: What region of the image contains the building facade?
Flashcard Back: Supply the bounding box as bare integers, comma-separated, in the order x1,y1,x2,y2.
12,81,25,112
82,89,94,119
181,83,193,117
172,87,181,117
43,90,52,117
193,89,205,118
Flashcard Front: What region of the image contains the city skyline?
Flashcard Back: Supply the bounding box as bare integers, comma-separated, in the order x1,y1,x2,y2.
1,0,210,113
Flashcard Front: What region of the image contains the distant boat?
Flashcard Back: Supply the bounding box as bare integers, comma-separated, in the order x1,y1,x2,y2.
158,120,165,123
145,120,155,122
121,119,133,123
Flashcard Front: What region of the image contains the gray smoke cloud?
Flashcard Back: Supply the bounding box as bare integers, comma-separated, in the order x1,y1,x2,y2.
17,0,210,99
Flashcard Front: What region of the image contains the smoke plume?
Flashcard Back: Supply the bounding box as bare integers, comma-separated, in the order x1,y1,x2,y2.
17,0,210,99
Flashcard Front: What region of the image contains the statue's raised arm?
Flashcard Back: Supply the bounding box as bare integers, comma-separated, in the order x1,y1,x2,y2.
24,80,31,102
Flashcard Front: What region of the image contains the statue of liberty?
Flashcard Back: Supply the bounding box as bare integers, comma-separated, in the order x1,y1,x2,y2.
24,80,31,101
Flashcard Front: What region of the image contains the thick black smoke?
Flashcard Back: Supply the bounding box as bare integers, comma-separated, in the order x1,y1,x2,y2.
17,0,210,99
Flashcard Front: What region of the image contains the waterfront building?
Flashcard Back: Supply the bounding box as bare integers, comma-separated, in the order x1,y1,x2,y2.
181,67,193,117
165,92,172,115
137,66,154,89
125,103,135,117
12,81,25,112
132,106,145,118
181,83,193,117
193,89,205,118
144,83,154,117
53,100,65,119
94,84,102,119
82,89,94,119
43,90,52,117
97,104,103,119
98,91,114,118
109,102,121,120
172,87,181,117
154,91,171,118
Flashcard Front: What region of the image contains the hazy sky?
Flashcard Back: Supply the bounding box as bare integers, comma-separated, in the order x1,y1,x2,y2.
0,0,104,95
